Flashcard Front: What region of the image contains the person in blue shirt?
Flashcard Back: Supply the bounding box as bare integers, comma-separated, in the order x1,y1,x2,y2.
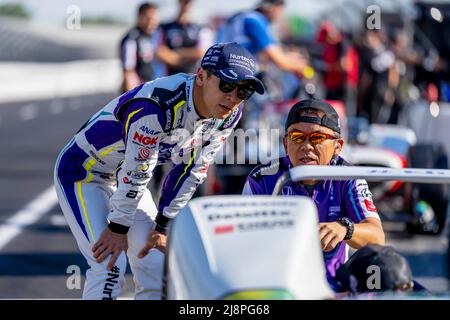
217,0,308,79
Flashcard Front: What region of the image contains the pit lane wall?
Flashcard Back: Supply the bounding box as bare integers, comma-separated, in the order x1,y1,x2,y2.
0,59,122,104
0,17,125,103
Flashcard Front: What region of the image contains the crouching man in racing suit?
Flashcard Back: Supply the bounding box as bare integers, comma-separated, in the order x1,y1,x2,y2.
242,99,385,290
54,42,265,299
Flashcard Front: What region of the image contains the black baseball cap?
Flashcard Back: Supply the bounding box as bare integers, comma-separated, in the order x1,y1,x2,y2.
285,99,341,133
259,0,285,6
200,42,265,95
335,245,414,293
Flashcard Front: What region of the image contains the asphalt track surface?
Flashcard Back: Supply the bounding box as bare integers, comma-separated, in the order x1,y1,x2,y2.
0,93,448,299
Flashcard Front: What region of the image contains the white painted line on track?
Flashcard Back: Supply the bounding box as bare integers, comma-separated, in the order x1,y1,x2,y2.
49,214,68,226
0,185,58,250
19,103,38,121
49,99,63,114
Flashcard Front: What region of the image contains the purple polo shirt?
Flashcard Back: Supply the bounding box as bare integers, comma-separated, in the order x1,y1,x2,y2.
242,156,380,279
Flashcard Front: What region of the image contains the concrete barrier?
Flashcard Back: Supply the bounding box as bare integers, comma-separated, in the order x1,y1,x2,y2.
0,59,122,103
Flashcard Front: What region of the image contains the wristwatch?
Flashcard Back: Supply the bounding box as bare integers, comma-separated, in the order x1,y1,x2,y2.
337,217,354,240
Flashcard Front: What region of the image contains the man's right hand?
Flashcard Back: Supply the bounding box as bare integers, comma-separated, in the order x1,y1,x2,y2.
92,227,128,270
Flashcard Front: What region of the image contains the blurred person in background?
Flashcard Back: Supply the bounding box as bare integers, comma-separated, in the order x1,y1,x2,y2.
216,0,308,80
120,2,162,92
315,21,346,101
160,0,214,75
54,42,265,300
120,2,188,92
383,29,419,124
356,29,397,124
242,99,385,291
315,20,359,115
156,0,215,196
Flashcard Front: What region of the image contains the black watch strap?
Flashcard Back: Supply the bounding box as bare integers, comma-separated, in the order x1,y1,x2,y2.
108,221,130,234
337,217,354,240
155,212,170,235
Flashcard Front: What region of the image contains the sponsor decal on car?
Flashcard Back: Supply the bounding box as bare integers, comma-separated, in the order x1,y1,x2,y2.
237,219,294,232
213,219,294,234
214,224,235,234
208,210,290,222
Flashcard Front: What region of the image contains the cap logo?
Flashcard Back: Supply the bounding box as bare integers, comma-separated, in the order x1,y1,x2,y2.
229,53,256,69
219,69,239,80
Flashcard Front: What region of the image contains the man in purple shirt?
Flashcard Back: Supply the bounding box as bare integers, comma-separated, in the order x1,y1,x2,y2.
242,99,385,288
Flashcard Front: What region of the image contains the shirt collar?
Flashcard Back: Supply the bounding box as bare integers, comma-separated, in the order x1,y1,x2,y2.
186,75,201,122
186,75,220,128
283,155,328,191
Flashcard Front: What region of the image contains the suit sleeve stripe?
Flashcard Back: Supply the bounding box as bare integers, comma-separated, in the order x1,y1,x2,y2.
348,186,362,221
173,148,198,190
172,100,185,128
124,107,143,138
76,181,96,242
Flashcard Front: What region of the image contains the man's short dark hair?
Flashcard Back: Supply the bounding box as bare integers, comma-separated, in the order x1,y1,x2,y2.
258,0,285,9
259,0,285,6
138,2,158,15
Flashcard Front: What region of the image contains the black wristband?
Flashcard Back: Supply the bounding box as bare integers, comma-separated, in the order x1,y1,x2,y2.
155,223,167,235
337,217,354,240
108,221,130,234
155,213,170,235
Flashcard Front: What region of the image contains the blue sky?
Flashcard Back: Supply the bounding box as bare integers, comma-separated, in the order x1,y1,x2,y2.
0,0,331,26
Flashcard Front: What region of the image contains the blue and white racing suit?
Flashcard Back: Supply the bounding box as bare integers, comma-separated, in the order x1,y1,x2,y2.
54,73,242,299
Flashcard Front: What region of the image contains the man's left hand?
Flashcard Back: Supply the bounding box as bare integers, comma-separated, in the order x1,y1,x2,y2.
138,229,167,257
319,222,347,252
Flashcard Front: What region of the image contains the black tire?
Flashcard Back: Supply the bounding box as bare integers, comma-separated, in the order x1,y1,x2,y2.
406,143,449,235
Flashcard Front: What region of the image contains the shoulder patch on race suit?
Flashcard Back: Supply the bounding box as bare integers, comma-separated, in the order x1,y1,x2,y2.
356,180,378,213
150,83,187,132
151,82,186,109
113,82,187,133
250,158,282,182
114,97,159,125
218,104,244,130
